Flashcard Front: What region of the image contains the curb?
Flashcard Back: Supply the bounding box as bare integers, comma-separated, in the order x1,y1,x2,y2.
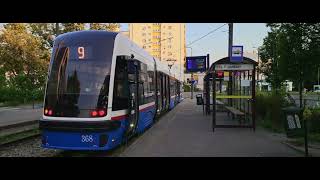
282,141,320,157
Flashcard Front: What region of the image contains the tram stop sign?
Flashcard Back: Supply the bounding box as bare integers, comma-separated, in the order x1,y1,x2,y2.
230,45,243,62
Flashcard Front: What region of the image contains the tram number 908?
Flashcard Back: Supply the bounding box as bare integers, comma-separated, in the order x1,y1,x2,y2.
81,135,94,143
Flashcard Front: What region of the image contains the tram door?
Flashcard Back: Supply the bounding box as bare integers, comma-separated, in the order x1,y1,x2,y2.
127,60,140,136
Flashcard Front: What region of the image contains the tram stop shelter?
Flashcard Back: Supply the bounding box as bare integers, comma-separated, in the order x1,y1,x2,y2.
203,57,257,132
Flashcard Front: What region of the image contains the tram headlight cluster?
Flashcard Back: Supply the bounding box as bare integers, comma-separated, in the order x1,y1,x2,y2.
90,109,106,117
44,108,53,116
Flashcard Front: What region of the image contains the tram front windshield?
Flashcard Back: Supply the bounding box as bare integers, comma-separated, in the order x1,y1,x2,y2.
44,34,114,117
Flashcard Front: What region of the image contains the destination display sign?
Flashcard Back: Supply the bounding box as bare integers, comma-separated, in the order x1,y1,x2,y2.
215,64,254,71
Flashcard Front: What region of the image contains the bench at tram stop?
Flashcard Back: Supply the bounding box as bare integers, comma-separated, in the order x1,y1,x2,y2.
224,106,245,124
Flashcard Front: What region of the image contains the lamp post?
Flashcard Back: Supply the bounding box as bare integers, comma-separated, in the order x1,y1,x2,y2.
318,66,319,85
186,46,194,99
253,46,260,81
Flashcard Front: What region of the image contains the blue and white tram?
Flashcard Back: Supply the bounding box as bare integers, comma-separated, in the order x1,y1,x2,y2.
40,31,183,150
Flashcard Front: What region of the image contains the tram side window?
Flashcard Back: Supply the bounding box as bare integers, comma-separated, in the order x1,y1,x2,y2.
112,56,129,111
170,78,175,97
147,68,155,103
139,83,144,105
157,72,161,96
140,63,148,105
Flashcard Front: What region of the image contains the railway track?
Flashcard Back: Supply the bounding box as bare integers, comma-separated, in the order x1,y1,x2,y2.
0,120,40,147
0,113,165,157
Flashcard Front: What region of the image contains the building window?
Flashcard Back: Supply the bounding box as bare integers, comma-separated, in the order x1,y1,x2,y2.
142,39,146,43
168,45,172,48
142,33,146,36
142,27,146,30
168,26,172,30
143,45,146,49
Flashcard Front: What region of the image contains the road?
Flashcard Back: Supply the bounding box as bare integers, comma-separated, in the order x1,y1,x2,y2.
0,104,42,127
290,93,320,107
121,98,301,157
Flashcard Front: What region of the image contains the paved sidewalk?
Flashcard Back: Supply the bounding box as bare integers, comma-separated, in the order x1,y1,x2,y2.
0,104,42,127
121,98,302,157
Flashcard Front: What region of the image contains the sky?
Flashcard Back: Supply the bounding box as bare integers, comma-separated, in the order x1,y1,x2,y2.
0,23,270,64
120,23,270,64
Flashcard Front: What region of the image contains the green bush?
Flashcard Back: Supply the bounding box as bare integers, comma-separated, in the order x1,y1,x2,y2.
0,72,45,105
256,89,290,131
183,84,191,92
304,107,320,133
183,83,201,92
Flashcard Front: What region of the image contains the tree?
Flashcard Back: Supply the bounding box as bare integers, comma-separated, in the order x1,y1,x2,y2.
61,23,86,33
89,23,120,31
0,23,50,101
28,23,57,49
259,25,283,92
260,23,320,88
260,23,320,106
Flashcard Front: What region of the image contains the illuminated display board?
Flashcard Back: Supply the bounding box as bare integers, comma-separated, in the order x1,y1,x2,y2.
186,56,207,73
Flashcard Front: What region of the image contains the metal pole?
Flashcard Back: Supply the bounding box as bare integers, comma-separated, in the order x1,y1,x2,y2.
55,23,60,36
212,71,216,132
252,66,256,131
257,49,260,81
299,61,308,157
187,47,193,99
191,48,193,99
228,23,233,106
228,23,233,61
191,73,194,99
207,54,210,70
318,67,319,85
304,112,309,157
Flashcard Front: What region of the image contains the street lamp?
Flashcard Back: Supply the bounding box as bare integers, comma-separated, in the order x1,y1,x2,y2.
186,46,194,99
186,46,193,56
